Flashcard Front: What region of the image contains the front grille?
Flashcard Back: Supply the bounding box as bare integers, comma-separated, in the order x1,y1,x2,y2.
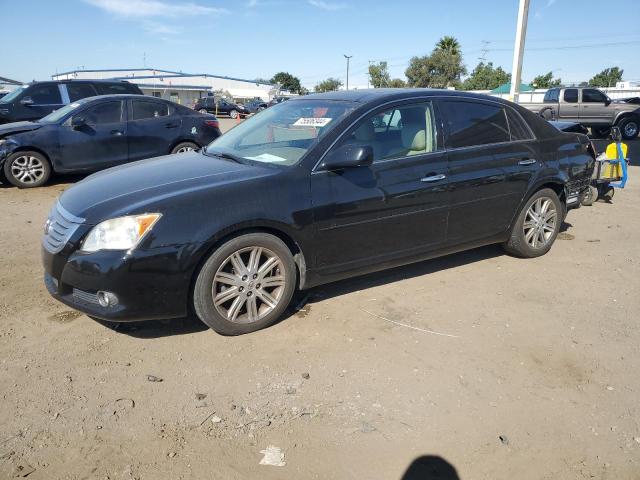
42,201,85,254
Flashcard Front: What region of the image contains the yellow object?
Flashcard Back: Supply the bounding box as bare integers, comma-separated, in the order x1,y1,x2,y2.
605,142,627,160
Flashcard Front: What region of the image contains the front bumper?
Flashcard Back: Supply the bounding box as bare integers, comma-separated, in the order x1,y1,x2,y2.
42,241,203,322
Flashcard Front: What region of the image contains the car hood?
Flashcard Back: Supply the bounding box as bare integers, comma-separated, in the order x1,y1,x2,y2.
59,151,276,223
0,121,43,138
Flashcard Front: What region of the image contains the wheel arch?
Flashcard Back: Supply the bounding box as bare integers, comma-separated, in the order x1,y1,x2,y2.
168,138,201,154
507,178,567,232
614,110,640,126
188,223,309,310
3,146,54,171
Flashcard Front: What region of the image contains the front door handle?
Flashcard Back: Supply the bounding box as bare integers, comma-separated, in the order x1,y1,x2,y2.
518,158,537,166
420,174,446,182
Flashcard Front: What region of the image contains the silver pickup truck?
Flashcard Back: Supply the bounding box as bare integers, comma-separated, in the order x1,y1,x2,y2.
521,87,640,139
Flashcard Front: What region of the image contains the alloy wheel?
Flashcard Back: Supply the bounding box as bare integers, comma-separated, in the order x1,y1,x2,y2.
212,246,286,324
624,121,638,138
522,197,558,249
176,146,194,153
10,155,45,184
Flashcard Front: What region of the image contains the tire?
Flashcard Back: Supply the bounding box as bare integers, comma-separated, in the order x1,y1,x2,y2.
229,109,238,119
581,185,598,206
618,117,639,140
3,151,51,188
171,141,199,154
198,108,208,114
503,188,562,258
193,233,297,335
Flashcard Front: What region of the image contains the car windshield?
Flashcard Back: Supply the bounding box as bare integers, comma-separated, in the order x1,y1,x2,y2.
205,99,353,166
38,102,82,123
0,86,28,103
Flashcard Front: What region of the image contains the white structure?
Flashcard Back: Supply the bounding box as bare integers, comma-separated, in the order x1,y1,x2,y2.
52,68,278,106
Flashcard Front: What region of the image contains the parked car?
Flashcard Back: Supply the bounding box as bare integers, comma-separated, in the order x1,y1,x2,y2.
267,96,290,107
42,89,594,335
194,97,248,118
521,87,640,140
0,80,143,124
0,95,221,188
243,99,268,114
0,91,10,99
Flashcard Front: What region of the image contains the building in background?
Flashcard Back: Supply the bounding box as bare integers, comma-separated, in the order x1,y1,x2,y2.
51,68,278,106
0,76,22,94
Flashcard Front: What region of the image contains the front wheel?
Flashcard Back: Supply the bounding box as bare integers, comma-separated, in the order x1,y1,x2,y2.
193,233,297,335
503,188,562,258
618,117,639,140
171,141,198,154
3,151,51,188
229,109,238,119
198,108,208,114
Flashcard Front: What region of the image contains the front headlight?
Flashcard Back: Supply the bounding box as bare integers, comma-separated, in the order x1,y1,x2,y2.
81,213,161,252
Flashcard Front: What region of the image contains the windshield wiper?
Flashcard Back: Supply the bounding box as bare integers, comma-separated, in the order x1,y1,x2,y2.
203,150,244,163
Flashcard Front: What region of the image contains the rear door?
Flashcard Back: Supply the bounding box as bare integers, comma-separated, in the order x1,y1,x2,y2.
580,88,614,125
127,99,180,160
311,99,449,272
559,88,580,121
438,98,518,244
58,100,128,170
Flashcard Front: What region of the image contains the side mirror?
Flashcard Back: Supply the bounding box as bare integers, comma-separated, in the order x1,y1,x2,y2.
20,96,34,106
321,144,374,170
604,98,611,106
71,116,86,129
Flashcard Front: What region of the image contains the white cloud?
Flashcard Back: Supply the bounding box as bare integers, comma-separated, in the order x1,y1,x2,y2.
142,20,180,34
308,0,346,11
84,0,229,18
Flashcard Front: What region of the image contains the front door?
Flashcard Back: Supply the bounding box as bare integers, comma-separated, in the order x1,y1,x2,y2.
15,83,64,122
127,99,179,161
580,88,614,125
58,99,128,171
311,100,449,275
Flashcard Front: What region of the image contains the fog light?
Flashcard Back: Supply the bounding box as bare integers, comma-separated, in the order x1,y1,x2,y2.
97,291,118,307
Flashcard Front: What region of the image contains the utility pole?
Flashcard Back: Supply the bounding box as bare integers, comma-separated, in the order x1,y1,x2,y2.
479,40,490,63
509,0,530,103
344,54,352,90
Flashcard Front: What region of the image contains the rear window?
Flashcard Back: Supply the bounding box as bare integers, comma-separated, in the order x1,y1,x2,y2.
95,82,139,95
506,108,534,141
132,100,169,120
66,83,98,102
544,89,559,103
440,100,510,148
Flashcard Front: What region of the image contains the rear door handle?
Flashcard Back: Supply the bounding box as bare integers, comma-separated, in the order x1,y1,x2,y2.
518,158,537,166
420,174,446,182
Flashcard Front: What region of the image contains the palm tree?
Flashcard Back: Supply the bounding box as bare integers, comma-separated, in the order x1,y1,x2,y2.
436,36,461,56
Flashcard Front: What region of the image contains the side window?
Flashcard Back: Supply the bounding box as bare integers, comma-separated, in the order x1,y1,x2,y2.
440,100,510,148
506,108,534,141
66,83,98,102
582,89,607,103
73,101,122,126
95,83,133,95
564,89,578,103
132,100,169,120
333,101,439,163
26,84,62,105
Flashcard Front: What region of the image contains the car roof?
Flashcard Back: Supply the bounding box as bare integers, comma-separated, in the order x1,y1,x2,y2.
30,79,135,85
72,94,164,105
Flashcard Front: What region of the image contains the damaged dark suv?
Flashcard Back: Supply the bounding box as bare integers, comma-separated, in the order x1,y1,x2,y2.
42,89,595,335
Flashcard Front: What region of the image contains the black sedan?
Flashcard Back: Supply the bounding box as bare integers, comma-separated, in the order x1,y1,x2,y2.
0,95,221,188
42,89,594,335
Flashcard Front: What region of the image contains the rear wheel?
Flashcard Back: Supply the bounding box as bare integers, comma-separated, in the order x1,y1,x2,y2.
171,141,198,154
193,233,296,335
229,109,239,119
3,151,51,188
503,188,562,258
618,117,639,140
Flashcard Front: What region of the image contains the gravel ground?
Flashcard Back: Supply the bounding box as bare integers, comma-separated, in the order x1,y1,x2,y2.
1,126,639,479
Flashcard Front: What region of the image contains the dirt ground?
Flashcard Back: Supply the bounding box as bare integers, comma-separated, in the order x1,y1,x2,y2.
1,127,639,479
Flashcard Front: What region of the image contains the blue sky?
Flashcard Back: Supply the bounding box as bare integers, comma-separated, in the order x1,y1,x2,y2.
1,0,639,88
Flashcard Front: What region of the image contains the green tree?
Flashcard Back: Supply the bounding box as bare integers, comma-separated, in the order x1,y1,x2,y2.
588,67,624,87
531,71,561,89
314,77,343,92
389,78,407,88
405,48,466,88
270,72,303,94
436,36,461,55
462,62,510,90
368,61,391,88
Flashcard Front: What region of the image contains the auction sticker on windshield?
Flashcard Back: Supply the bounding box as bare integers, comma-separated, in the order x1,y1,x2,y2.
293,117,332,127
